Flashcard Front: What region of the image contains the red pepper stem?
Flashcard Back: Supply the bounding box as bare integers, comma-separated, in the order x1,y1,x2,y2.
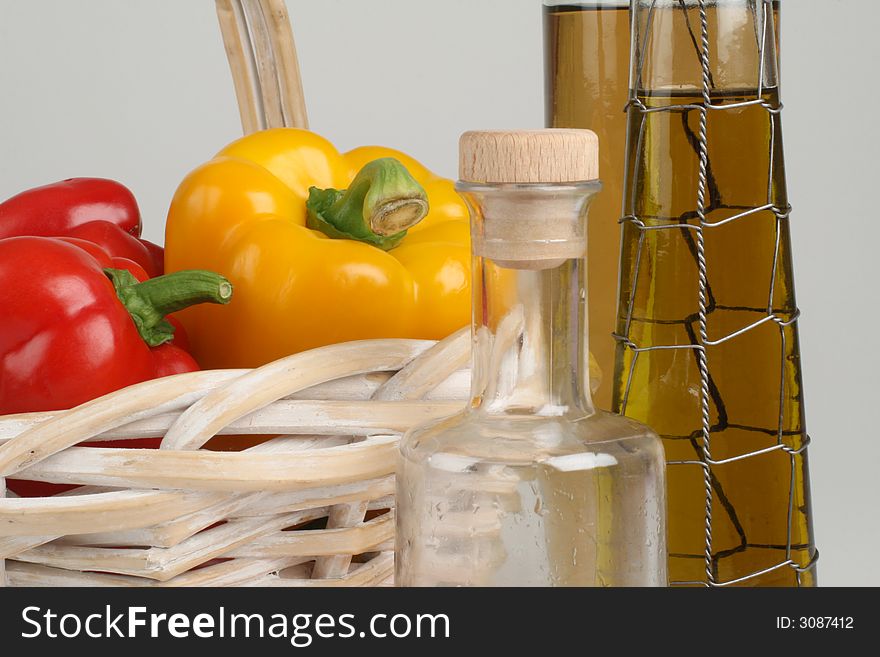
105,268,233,347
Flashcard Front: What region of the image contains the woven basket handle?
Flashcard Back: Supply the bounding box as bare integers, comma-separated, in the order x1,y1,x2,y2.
215,0,308,133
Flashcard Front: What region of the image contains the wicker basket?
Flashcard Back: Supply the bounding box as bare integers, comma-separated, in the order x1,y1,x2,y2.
0,330,471,586
0,1,475,587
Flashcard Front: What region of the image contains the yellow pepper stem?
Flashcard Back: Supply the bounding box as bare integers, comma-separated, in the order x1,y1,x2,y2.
306,157,429,251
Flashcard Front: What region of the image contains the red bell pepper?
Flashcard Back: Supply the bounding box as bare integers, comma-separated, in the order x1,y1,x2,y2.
0,178,164,276
0,236,232,415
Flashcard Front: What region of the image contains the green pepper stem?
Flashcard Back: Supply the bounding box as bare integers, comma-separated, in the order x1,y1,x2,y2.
306,157,429,251
105,268,233,347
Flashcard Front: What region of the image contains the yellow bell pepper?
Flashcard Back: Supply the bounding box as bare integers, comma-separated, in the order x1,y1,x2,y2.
164,128,470,369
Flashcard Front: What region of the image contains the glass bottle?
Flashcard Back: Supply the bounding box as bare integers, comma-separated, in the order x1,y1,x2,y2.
613,0,816,586
396,130,666,587
544,0,632,411
543,1,781,412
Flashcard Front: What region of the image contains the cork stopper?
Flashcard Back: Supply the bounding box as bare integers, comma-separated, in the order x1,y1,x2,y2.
459,129,599,184
457,129,601,270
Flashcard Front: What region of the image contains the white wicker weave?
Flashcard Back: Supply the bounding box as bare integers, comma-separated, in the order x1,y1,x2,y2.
0,329,471,587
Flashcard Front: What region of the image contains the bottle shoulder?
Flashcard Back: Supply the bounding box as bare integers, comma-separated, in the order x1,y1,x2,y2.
399,408,664,467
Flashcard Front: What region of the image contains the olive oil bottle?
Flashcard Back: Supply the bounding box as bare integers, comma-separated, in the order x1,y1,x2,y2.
543,1,780,411
614,0,815,586
544,2,631,410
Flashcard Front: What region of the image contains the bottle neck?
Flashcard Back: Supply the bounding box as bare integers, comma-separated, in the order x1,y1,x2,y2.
631,0,779,95
458,183,600,417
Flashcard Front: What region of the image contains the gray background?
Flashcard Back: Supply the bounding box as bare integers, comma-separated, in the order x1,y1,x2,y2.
0,0,875,586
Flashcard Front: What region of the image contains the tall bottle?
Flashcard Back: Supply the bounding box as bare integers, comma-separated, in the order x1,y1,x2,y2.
396,130,666,587
544,1,781,411
613,0,816,586
544,1,631,410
